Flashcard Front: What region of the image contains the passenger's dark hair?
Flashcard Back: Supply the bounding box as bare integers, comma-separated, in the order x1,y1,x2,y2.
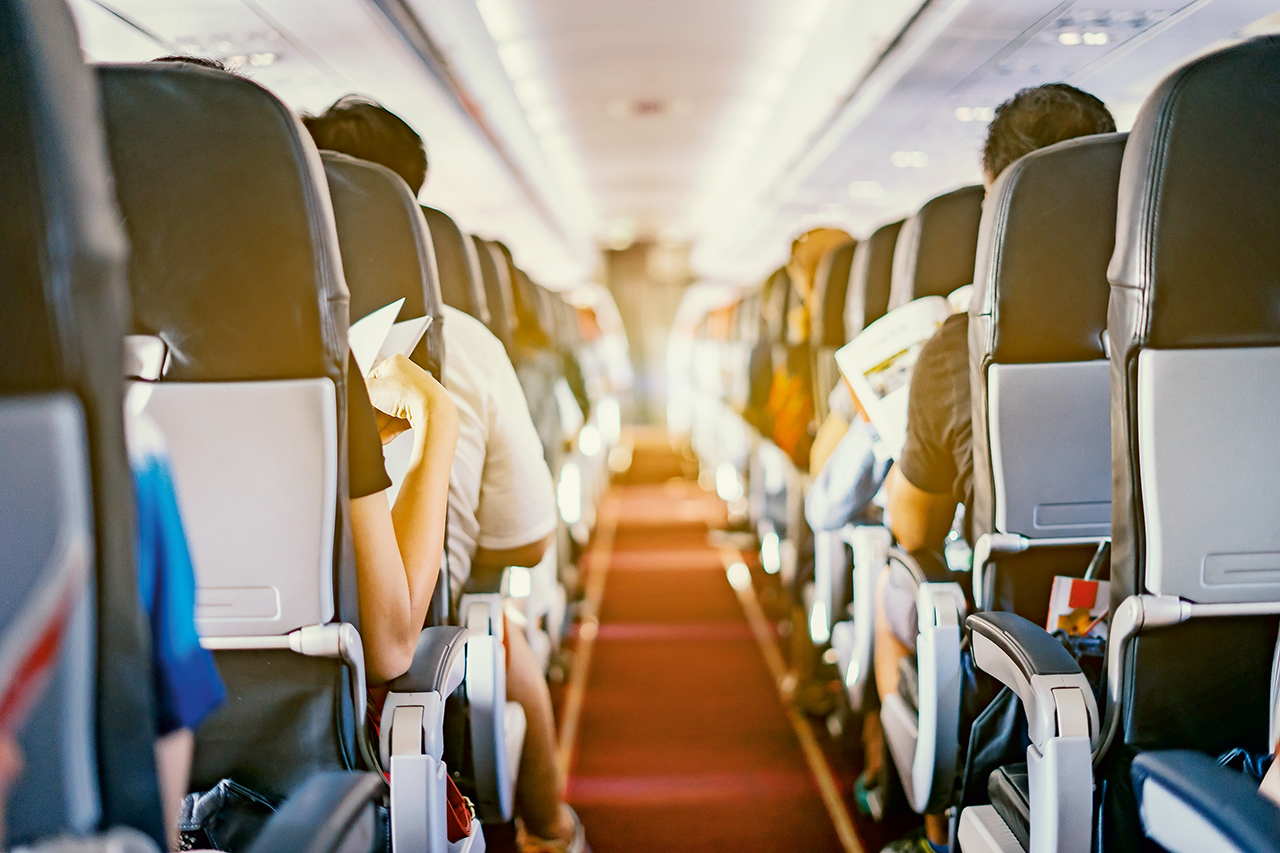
982,83,1116,181
152,55,232,72
302,96,428,194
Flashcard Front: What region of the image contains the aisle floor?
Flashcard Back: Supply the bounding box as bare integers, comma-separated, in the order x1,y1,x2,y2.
562,440,848,851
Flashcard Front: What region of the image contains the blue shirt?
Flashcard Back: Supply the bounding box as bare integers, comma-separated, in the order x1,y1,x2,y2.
127,396,225,735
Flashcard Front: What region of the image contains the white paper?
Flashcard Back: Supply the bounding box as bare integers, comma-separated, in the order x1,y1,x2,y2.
348,299,404,377
376,315,432,373
834,296,953,456
348,300,434,378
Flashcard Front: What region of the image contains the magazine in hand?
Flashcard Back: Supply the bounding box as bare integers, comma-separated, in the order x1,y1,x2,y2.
834,296,953,456
348,298,433,378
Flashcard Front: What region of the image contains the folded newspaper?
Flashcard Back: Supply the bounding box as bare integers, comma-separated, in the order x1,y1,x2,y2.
834,295,954,456
348,298,433,378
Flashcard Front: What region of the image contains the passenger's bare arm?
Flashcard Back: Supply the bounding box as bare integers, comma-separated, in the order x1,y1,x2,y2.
884,462,956,553
352,355,459,683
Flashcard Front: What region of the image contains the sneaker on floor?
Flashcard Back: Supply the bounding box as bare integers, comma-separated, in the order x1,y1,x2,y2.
517,806,590,853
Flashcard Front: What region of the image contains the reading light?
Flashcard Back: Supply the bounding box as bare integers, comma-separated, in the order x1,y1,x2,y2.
508,565,532,598
726,561,752,590
891,151,929,168
558,462,582,524
810,600,830,644
715,462,743,502
578,424,602,457
761,531,782,575
597,396,621,445
1083,31,1110,44
848,181,884,199
1059,31,1083,45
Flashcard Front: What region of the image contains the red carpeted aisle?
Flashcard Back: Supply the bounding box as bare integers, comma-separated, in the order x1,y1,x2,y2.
562,438,848,851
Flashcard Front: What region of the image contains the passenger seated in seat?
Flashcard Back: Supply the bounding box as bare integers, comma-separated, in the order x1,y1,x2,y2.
872,83,1116,853
304,99,589,853
149,57,459,689
125,386,225,850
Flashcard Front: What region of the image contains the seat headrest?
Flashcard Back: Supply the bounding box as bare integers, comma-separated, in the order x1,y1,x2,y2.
1,1,130,397
1109,35,1280,353
761,267,791,343
811,239,857,347
971,133,1127,365
5,3,162,841
422,206,490,327
98,63,347,383
512,266,550,344
321,152,444,380
473,236,516,351
846,220,901,339
888,185,984,310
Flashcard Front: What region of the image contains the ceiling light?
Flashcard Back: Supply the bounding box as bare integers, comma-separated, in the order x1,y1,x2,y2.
526,107,559,133
512,77,552,110
1059,31,1082,45
475,0,521,43
772,34,808,72
848,180,884,198
496,40,538,79
891,151,928,168
1083,31,1110,45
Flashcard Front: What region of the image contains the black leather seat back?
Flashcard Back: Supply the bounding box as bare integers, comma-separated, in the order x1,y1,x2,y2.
323,152,444,381
968,133,1126,544
100,66,347,385
423,205,490,328
1102,39,1280,849
811,240,857,422
473,236,515,351
888,185,984,310
99,61,361,798
511,264,551,349
0,1,161,843
812,240,858,349
1109,35,1280,607
845,219,901,339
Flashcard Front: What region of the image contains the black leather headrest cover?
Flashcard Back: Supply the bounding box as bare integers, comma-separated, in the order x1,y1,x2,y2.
512,267,549,341
889,185,984,309
762,266,791,344
322,152,444,380
1109,36,1280,352
99,63,346,383
473,236,515,351
971,133,1127,365
423,206,489,326
846,220,901,337
1107,36,1280,608
4,2,161,841
811,239,857,346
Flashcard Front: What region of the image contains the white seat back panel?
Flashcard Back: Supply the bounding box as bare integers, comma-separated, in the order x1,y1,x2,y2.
988,361,1111,538
138,379,337,635
1138,348,1280,603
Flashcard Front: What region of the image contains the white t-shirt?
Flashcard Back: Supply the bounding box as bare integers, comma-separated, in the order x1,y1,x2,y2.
442,305,557,594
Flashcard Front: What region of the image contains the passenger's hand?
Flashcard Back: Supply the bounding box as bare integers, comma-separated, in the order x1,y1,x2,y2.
365,354,457,441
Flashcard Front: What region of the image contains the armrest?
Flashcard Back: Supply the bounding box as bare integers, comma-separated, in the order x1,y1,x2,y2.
245,771,386,853
1133,750,1280,853
386,625,469,695
967,612,1098,750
